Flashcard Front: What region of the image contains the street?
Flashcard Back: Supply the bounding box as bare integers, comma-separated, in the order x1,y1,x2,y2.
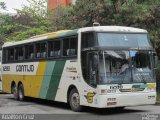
0,93,160,120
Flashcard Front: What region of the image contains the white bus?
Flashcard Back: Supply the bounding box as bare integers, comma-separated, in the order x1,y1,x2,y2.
2,26,157,111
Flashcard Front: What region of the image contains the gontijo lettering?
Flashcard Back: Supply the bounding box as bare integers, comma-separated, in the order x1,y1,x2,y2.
16,65,34,72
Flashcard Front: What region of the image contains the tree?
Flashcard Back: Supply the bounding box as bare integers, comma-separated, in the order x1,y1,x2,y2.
0,2,11,47
1,0,160,58
0,0,52,42
50,0,160,57
0,2,6,10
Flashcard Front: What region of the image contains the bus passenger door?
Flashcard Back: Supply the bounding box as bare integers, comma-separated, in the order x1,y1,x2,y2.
81,51,99,105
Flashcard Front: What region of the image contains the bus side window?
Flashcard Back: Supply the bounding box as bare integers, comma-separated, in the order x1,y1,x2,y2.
15,47,24,61
48,40,61,58
63,38,70,56
82,32,95,49
35,42,47,59
63,37,77,57
54,41,61,57
7,48,14,61
48,41,54,57
35,43,41,58
25,44,34,59
41,43,47,58
2,49,7,63
69,37,77,56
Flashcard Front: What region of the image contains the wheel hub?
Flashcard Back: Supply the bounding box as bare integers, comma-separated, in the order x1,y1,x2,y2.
71,93,80,108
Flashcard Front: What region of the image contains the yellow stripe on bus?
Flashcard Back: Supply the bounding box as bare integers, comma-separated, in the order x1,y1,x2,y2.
31,61,47,97
2,62,47,98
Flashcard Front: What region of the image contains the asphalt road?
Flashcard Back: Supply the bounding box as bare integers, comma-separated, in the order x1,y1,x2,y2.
0,93,160,120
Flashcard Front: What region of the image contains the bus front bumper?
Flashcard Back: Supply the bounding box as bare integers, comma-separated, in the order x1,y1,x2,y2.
95,92,156,108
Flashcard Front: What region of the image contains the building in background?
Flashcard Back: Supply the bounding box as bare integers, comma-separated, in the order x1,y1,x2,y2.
48,0,76,9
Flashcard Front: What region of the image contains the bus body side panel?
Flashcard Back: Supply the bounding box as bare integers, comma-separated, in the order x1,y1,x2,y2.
2,61,68,100
38,60,66,100
2,62,46,97
53,59,95,107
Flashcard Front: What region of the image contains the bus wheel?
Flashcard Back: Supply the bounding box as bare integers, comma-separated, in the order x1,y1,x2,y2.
69,88,82,112
18,84,25,101
12,84,18,100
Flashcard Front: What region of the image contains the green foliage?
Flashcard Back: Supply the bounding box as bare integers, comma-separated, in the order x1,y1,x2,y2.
0,0,51,44
6,26,48,42
1,0,160,58
0,2,6,10
15,0,49,27
50,0,160,57
0,14,13,46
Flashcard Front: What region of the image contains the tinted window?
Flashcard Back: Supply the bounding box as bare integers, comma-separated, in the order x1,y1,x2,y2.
63,38,70,56
48,41,61,57
7,48,14,61
63,37,77,56
82,32,95,49
15,46,24,60
25,44,34,59
35,42,47,58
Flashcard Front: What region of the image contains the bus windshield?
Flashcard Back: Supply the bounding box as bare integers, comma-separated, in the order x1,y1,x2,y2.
97,33,152,47
99,50,155,84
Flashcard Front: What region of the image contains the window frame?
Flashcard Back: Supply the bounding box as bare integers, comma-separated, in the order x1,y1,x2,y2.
81,31,96,50
62,36,78,57
7,47,15,62
2,34,78,64
48,39,62,59
15,46,24,61
24,43,35,60
35,41,47,59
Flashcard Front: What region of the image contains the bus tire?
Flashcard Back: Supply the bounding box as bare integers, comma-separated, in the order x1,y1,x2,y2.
69,88,82,112
18,83,25,101
114,107,125,111
11,84,18,100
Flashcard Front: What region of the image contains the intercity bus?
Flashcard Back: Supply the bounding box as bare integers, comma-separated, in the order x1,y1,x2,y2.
1,26,157,111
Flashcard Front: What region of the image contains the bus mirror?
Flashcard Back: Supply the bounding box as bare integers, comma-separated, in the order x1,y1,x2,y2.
154,55,158,68
93,54,98,65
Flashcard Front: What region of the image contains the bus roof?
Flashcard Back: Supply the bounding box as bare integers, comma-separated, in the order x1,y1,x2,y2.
3,26,147,48
3,29,78,47
79,26,148,33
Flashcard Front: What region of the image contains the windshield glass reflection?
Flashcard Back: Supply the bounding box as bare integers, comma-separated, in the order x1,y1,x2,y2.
99,50,155,84
130,51,154,83
97,33,152,48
